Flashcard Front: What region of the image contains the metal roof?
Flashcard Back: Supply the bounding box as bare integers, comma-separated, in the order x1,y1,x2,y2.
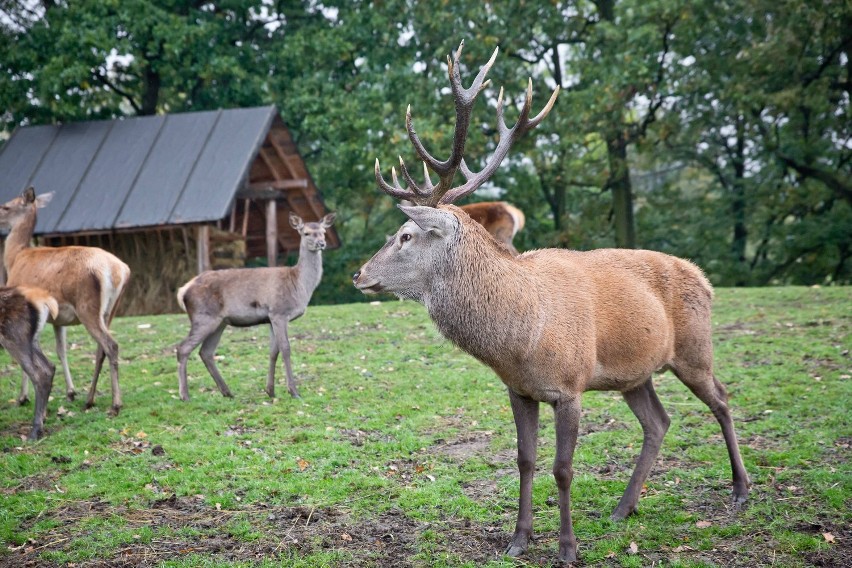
0,106,281,235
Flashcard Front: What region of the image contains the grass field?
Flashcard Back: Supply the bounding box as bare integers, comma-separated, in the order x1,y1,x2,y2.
0,286,849,567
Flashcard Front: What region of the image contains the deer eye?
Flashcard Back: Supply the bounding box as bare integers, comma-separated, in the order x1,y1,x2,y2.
400,233,412,243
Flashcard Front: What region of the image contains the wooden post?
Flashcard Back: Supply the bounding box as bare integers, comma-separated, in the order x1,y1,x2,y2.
196,224,211,273
241,198,251,237
266,199,277,267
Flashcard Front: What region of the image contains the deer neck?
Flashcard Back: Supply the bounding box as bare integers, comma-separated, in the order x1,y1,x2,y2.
424,222,539,366
3,207,36,274
294,240,323,294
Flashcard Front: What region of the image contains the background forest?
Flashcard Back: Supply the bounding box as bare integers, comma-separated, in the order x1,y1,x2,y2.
1,0,849,304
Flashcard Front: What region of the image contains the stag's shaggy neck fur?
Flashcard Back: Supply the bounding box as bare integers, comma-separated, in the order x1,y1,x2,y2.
425,205,540,371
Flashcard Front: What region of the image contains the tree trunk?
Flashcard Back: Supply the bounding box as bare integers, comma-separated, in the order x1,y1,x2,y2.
731,115,748,284
606,132,636,249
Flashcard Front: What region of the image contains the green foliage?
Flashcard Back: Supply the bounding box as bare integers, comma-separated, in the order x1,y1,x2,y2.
0,0,849,296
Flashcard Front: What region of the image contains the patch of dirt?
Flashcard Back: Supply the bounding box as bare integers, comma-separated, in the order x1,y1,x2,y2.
1,497,510,567
338,428,396,447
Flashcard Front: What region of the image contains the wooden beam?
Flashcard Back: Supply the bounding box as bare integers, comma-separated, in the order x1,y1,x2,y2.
266,199,278,267
196,225,211,273
237,179,309,199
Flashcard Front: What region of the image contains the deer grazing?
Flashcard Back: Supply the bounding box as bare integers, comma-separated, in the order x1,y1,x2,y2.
0,286,57,439
176,212,335,401
353,41,749,563
459,201,525,254
0,188,131,415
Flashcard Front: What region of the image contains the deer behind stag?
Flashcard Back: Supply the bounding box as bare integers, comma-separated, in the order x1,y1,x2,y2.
353,41,749,563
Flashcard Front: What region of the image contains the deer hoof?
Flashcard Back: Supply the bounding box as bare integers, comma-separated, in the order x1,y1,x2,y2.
27,428,43,441
16,396,30,406
557,546,578,564
108,405,122,417
66,390,76,402
610,504,635,521
505,544,526,558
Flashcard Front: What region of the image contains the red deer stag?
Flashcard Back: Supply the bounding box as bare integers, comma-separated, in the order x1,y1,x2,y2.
0,286,57,439
176,212,335,401
459,201,525,254
0,187,131,415
353,41,749,563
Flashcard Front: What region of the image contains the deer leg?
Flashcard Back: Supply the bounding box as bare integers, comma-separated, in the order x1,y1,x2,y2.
611,379,670,520
17,369,29,405
177,317,222,400
266,326,279,398
76,311,121,415
54,325,76,401
677,368,750,506
198,323,232,398
552,395,582,563
505,389,540,558
271,318,299,398
6,340,54,440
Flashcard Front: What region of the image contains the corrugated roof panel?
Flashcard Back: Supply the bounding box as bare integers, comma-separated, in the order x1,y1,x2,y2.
114,110,219,228
171,106,275,224
55,115,166,233
0,125,58,204
28,121,112,233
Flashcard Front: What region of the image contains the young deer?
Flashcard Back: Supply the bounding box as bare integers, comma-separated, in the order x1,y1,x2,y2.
0,188,131,415
0,286,58,439
176,212,335,401
353,42,749,563
459,201,525,255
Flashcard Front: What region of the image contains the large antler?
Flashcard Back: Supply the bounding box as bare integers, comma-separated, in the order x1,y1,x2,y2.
375,40,560,207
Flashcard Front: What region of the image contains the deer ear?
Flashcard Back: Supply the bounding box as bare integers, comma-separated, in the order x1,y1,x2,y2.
289,212,304,230
35,192,54,208
398,205,457,237
22,187,36,203
321,212,336,228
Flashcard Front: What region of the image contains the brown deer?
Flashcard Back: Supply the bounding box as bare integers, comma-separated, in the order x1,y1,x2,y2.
353,41,749,563
0,286,57,439
0,188,131,415
176,212,335,401
459,201,525,254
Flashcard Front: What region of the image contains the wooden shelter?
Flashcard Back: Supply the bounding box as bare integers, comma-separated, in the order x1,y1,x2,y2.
0,106,339,314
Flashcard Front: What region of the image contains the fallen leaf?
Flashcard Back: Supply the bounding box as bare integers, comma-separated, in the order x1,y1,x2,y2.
605,550,617,558
135,431,147,439
628,541,638,555
341,533,352,541
696,520,712,529
297,458,309,471
673,545,694,552
823,532,835,543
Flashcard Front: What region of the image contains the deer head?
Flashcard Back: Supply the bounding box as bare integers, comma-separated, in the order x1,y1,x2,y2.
0,187,54,229
354,40,559,299
290,212,336,252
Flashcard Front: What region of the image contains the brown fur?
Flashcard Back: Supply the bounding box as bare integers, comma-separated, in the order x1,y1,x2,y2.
459,201,525,254
0,286,57,439
0,188,131,413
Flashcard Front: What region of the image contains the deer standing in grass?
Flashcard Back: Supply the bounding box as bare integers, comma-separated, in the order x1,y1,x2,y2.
0,286,57,439
176,212,335,400
0,188,131,415
459,201,525,255
353,42,749,563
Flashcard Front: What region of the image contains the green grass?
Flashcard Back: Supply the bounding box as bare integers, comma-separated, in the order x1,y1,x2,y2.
1,286,849,566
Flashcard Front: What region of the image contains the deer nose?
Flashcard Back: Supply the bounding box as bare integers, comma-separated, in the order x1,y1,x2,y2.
352,271,361,283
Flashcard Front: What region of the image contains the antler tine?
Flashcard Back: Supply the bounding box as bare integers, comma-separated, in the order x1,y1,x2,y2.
375,159,417,202
439,81,561,205
398,156,430,198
